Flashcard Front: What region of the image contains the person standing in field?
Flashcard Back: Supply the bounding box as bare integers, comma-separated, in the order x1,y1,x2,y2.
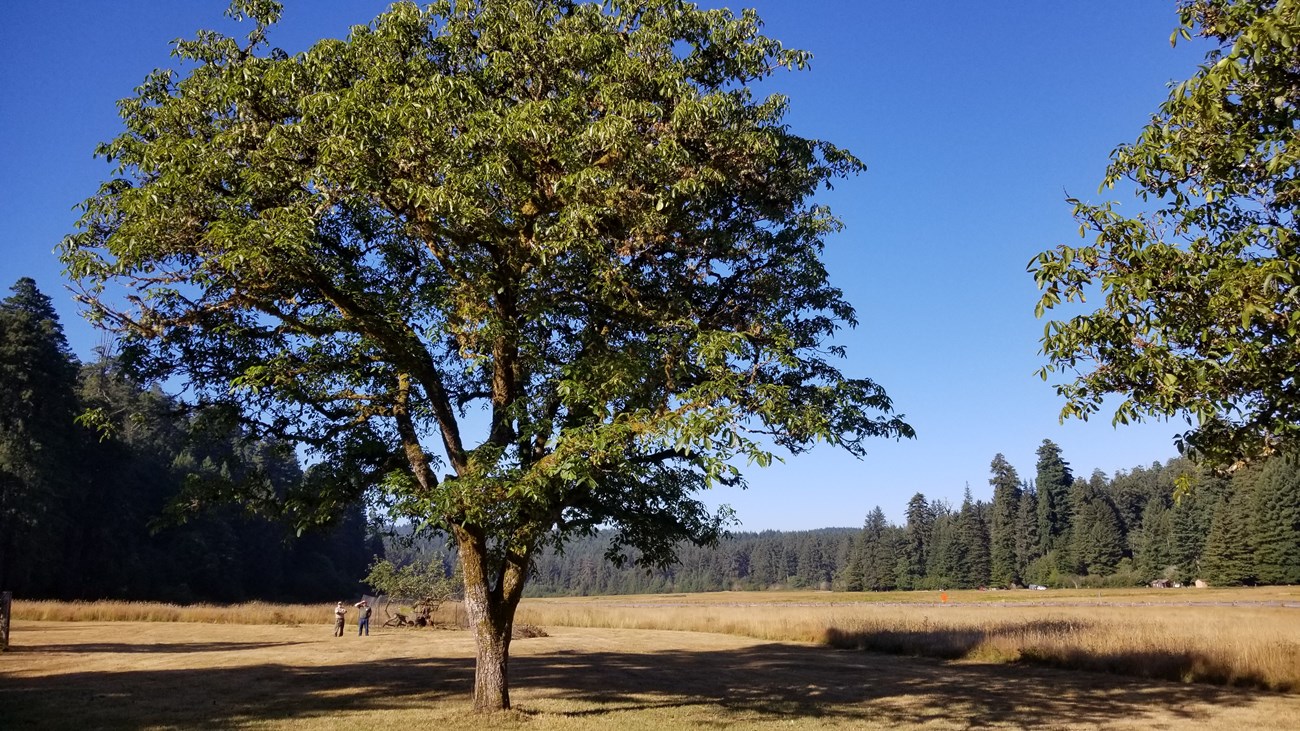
333,602,347,637
355,599,371,636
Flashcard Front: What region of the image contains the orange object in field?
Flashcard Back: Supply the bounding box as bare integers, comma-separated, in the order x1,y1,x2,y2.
940,592,948,603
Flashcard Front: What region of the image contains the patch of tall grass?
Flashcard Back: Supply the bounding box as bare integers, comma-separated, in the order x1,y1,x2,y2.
515,597,1300,691
13,598,472,628
12,600,329,625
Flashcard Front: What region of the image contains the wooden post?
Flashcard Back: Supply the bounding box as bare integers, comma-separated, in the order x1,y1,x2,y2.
1,591,11,651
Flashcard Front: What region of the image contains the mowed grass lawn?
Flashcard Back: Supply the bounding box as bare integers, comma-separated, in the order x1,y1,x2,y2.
2,589,1299,729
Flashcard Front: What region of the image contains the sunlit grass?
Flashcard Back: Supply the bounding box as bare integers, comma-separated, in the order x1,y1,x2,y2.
12,586,1300,691
11,599,331,625
514,587,1300,691
5,620,1299,730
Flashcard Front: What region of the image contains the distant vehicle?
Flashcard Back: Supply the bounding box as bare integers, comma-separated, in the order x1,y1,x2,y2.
1027,584,1048,591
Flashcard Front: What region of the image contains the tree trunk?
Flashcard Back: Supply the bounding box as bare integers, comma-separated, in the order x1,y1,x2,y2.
466,589,512,711
453,523,530,712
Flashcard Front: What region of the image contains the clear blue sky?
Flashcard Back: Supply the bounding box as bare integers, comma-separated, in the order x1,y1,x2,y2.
0,2,1207,530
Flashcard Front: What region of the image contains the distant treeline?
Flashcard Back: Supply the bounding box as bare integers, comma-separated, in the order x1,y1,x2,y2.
849,443,1300,591
389,443,1300,595
382,527,856,596
0,279,379,603
852,437,1300,593
527,527,860,595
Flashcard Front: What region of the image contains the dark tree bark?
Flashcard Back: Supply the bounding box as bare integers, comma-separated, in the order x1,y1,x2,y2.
453,524,531,711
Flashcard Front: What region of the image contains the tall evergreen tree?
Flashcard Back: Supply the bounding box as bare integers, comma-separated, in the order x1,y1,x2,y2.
1060,472,1124,576
858,506,896,591
925,502,961,589
65,356,182,599
0,284,378,603
988,454,1022,587
838,535,864,592
1014,484,1040,581
1107,463,1162,548
795,534,833,589
1073,498,1125,576
1134,495,1174,580
1169,495,1205,583
0,278,84,594
897,492,932,590
956,487,990,587
1250,454,1300,585
1201,489,1255,586
1035,439,1074,556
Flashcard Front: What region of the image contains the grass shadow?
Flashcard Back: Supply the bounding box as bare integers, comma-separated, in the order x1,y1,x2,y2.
823,618,1292,691
510,642,1281,726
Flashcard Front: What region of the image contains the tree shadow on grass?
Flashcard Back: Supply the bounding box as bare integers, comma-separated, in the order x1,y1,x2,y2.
0,633,1293,729
510,642,1290,727
824,618,1293,691
0,653,470,729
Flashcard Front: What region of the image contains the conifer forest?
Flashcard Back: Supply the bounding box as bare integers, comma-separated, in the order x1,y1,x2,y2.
1,278,379,602
516,446,1300,595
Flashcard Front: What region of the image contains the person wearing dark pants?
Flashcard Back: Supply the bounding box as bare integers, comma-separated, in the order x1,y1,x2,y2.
355,599,371,636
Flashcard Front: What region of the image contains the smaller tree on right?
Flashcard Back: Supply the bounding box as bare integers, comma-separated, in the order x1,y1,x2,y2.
1030,0,1300,469
364,558,461,625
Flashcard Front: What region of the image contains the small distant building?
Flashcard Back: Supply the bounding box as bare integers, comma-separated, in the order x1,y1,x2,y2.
1150,579,1171,588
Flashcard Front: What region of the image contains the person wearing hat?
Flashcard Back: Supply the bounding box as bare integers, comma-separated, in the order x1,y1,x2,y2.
354,599,371,636
333,601,347,637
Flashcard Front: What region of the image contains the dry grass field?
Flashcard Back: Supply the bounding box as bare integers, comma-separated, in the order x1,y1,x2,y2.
3,587,1299,729
516,586,1300,690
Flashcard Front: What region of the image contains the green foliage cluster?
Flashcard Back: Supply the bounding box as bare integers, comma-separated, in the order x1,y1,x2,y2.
61,0,911,573
1031,0,1300,469
0,278,377,603
364,556,460,614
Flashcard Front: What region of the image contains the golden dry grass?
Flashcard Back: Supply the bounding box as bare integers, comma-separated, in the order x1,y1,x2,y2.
11,599,329,625
4,619,1300,729
516,587,1300,691
13,586,1300,692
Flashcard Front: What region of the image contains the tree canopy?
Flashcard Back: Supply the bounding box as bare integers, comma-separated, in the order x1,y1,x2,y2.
61,0,911,709
1030,0,1300,469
